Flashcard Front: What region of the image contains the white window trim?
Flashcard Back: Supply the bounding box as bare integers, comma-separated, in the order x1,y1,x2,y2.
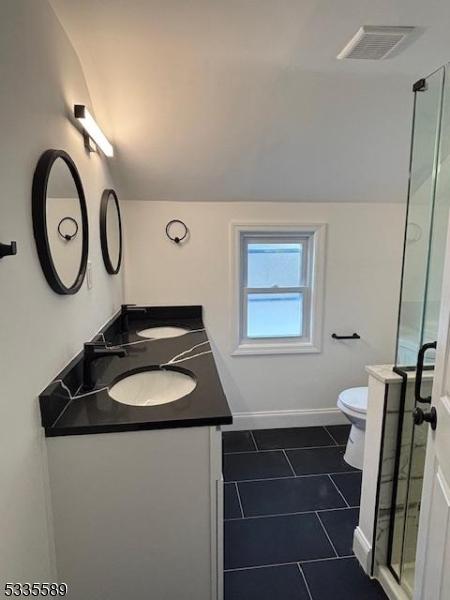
230,222,326,356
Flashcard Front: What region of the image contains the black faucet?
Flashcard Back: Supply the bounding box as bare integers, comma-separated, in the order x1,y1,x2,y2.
121,304,149,332
83,342,127,390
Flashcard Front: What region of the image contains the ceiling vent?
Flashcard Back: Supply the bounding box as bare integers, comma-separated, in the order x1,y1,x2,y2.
337,26,415,60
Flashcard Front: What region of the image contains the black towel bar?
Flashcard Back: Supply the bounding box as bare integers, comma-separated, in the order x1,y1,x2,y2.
331,333,360,340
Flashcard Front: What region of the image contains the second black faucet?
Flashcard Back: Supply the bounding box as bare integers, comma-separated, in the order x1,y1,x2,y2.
83,342,127,390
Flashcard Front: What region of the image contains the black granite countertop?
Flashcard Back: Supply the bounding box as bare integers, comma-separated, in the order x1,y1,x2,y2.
39,305,232,437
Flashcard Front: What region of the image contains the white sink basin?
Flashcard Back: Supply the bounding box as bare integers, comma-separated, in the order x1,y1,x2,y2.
137,326,190,339
108,368,196,407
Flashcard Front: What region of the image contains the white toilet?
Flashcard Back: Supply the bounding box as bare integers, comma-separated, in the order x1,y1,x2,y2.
337,386,368,470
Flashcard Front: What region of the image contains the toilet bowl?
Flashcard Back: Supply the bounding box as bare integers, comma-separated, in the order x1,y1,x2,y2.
337,386,368,470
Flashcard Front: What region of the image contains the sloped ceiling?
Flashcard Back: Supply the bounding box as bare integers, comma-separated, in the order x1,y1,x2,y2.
49,0,450,202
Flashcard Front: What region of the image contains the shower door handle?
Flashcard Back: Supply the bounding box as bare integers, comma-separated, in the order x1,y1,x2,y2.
414,341,437,404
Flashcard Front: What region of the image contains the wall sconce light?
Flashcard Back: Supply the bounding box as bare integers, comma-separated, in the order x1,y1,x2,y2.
74,105,114,157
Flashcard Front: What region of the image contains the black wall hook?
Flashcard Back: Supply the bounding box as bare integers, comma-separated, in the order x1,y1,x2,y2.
166,219,188,244
0,241,17,259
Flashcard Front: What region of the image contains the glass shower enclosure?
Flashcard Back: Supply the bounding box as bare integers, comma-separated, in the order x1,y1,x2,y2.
387,63,450,596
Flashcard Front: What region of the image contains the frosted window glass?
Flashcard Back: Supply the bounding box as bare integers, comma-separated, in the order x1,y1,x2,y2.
247,243,302,288
247,293,303,338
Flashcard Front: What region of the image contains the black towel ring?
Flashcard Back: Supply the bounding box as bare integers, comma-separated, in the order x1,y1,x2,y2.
165,219,189,244
58,216,79,241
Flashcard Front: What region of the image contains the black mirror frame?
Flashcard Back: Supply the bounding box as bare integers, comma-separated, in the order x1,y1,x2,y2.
32,149,89,295
100,189,122,275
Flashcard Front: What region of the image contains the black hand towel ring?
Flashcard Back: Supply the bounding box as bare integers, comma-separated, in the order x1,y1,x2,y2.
166,219,188,244
58,216,79,241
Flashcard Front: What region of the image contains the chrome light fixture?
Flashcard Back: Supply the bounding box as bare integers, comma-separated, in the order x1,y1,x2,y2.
74,105,114,157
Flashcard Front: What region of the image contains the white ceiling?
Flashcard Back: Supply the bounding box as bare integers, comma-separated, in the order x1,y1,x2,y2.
49,0,450,202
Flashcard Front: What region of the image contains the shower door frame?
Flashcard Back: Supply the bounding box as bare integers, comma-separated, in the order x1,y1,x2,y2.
388,65,446,592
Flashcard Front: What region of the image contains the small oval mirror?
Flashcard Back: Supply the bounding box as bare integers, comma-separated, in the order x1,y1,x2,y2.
100,189,122,274
32,150,88,295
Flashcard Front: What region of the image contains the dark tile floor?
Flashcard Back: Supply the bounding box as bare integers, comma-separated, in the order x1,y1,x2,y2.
222,426,387,600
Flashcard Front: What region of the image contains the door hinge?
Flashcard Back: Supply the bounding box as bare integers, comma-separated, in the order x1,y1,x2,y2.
413,78,427,93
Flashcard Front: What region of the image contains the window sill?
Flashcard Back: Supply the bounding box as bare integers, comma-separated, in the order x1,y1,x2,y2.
232,341,321,356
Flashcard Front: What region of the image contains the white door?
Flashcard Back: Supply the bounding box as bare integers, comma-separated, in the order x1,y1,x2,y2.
414,219,450,600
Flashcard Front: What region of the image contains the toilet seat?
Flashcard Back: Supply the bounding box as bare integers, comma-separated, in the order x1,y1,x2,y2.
338,387,368,415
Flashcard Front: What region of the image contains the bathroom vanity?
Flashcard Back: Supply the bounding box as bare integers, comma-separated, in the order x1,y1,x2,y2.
39,306,232,600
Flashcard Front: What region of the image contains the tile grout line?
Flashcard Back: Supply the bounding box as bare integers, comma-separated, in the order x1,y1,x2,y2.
297,563,314,600
223,505,360,522
327,474,350,508
224,470,359,484
223,444,344,455
224,555,356,573
224,561,299,573
249,430,259,451
301,554,355,565
282,450,297,477
234,482,245,519
315,511,339,558
323,425,340,446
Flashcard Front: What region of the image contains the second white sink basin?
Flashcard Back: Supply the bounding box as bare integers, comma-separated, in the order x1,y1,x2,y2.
108,368,197,407
137,326,190,339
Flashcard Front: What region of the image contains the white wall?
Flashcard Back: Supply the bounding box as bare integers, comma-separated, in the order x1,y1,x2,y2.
0,0,123,583
123,201,404,427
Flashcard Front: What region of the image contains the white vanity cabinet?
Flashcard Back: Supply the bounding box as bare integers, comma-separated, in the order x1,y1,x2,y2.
46,426,224,600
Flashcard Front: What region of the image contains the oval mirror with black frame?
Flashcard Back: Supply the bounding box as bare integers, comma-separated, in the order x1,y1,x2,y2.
100,189,122,275
32,149,89,295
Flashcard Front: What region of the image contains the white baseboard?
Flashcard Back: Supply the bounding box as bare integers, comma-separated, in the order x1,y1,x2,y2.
353,533,407,600
353,526,372,574
377,566,410,600
222,408,347,431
